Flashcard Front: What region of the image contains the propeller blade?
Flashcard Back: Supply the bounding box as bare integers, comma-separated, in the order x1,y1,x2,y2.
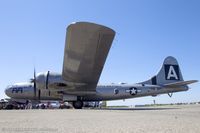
33,68,37,100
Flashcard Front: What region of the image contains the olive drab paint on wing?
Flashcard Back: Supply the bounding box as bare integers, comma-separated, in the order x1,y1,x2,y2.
62,22,115,91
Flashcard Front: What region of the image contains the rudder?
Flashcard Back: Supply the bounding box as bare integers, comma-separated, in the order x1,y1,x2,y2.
141,56,184,85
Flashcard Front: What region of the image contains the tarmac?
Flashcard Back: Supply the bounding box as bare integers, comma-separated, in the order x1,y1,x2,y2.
0,105,200,133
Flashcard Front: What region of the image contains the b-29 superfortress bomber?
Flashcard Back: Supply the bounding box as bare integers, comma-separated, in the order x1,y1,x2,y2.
5,22,198,109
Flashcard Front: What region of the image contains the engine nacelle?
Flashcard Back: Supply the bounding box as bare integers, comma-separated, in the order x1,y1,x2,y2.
36,71,66,90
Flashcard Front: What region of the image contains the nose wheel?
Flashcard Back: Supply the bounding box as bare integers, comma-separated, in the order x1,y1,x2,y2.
72,100,83,109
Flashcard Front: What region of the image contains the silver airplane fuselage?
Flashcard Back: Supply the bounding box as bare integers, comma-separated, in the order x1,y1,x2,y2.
5,72,188,102
3,22,197,109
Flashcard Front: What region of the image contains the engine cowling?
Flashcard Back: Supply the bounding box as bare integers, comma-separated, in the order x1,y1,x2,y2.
36,71,65,90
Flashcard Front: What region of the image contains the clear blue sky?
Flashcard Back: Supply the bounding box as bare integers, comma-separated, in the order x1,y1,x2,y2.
0,0,199,106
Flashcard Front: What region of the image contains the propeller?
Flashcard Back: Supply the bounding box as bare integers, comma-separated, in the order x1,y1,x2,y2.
29,68,39,102
33,68,37,100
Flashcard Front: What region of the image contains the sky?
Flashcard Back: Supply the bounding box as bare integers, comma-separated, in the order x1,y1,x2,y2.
0,0,199,106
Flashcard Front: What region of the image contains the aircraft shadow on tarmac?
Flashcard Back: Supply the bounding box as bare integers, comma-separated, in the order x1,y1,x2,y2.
93,107,180,111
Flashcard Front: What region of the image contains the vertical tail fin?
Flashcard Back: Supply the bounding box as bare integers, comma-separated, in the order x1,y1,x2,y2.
141,56,184,85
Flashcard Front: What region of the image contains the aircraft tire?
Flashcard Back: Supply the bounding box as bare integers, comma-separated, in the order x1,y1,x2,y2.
73,101,83,109
5,104,14,110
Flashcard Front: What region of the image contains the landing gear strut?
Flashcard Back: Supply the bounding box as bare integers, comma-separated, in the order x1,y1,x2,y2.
72,100,83,109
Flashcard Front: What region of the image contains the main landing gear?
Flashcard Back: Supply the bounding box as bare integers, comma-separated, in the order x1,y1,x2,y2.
72,100,83,109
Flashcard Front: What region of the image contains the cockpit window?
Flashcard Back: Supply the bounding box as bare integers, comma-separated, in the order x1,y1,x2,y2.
6,85,12,88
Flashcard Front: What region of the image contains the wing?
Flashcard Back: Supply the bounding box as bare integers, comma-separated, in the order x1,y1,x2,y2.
62,22,115,91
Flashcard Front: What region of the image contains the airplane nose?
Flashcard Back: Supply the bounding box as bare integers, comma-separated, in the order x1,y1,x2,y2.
5,87,11,97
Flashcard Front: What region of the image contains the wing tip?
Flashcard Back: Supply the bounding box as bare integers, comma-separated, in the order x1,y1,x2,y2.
68,21,116,35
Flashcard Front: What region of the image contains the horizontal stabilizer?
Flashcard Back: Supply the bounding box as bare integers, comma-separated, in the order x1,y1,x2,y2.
163,80,198,88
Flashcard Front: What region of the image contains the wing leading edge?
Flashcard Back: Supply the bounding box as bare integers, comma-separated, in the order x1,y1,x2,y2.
62,22,115,92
